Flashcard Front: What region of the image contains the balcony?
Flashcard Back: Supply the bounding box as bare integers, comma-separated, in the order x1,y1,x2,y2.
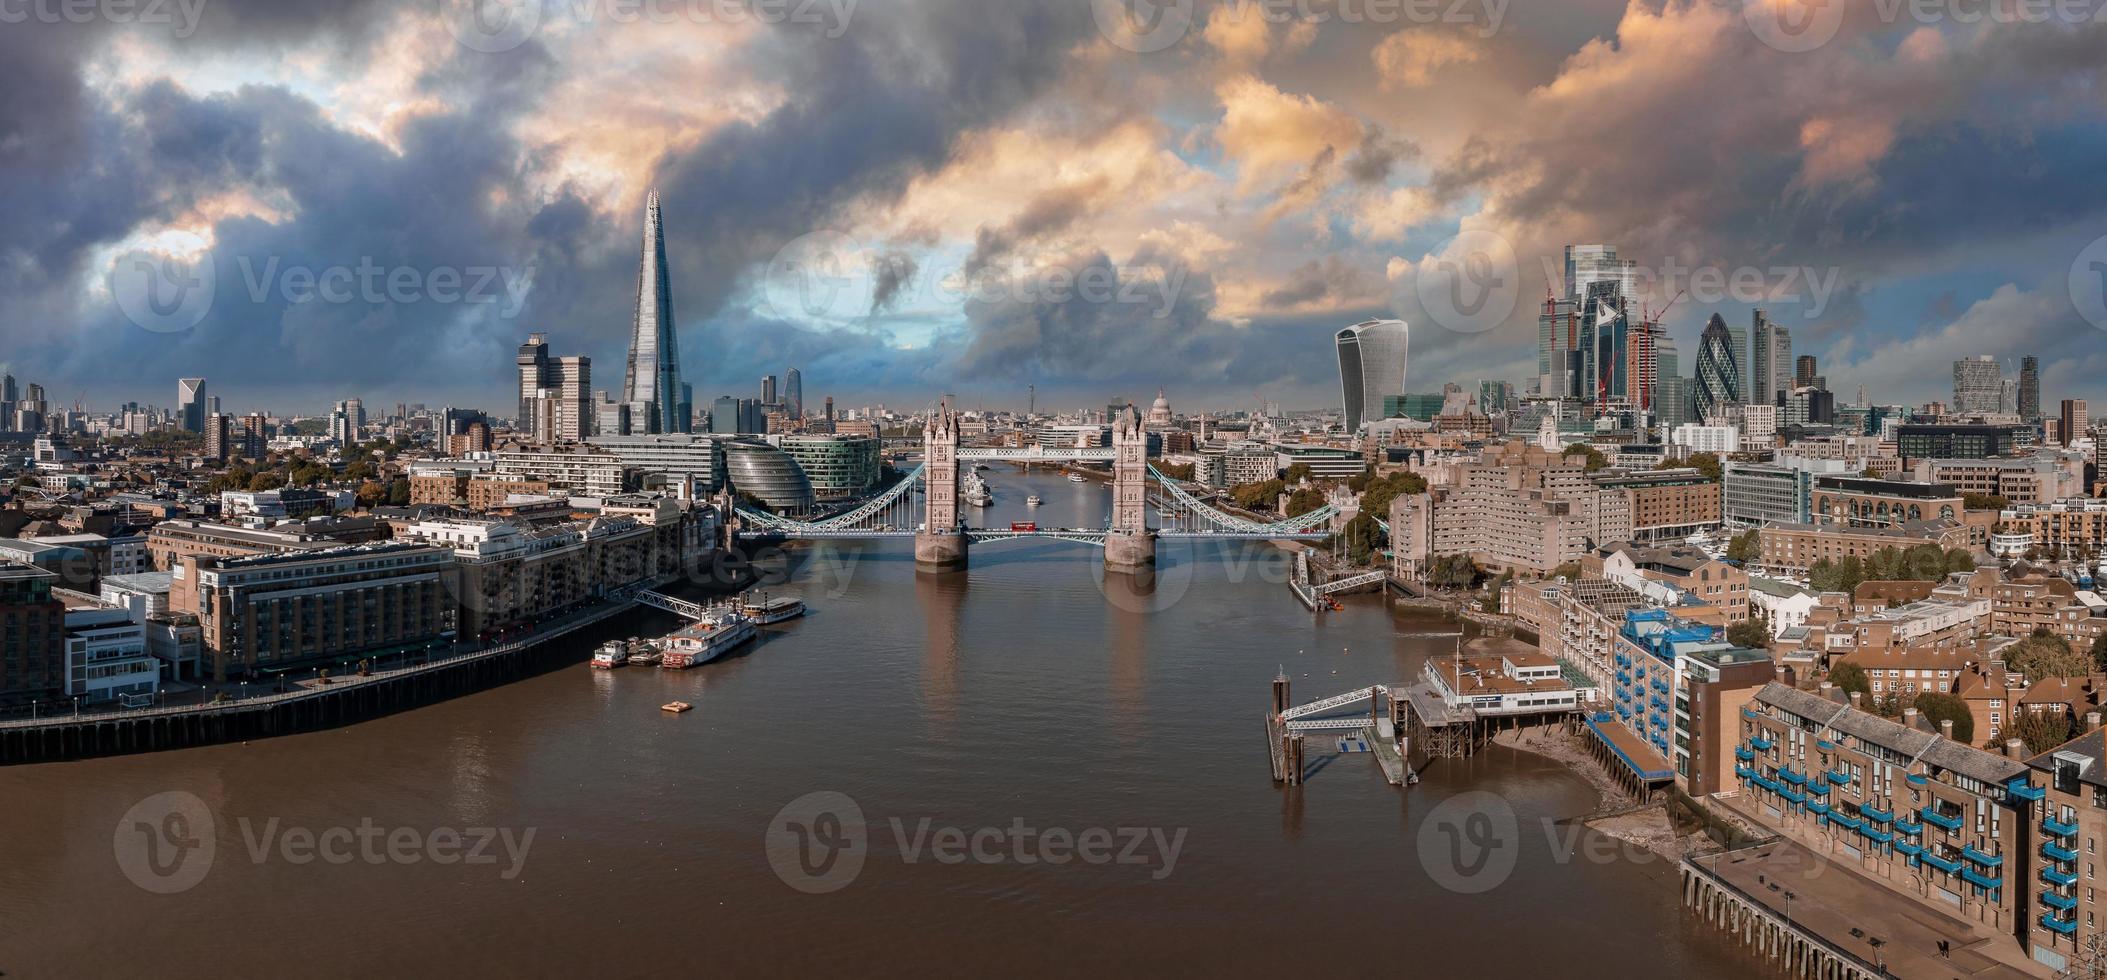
1921,807,1963,832
1750,736,1774,751
1779,768,1808,785
1962,847,2003,868
1806,780,1830,797
2042,890,2079,912
1861,807,1893,823
2008,779,2046,802
1735,746,1756,762
1892,818,1922,836
1961,867,2001,890
2043,841,2080,863
1826,770,1851,785
1742,706,1762,721
2042,912,2079,936
1920,851,1963,874
1806,800,1830,815
2043,866,2079,887
1906,772,1930,787
2044,816,2079,838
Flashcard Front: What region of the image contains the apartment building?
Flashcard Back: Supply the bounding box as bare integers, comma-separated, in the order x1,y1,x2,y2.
0,562,65,701
1913,454,2087,505
1733,684,2034,944
178,543,458,680
2000,499,2107,557
1589,470,1722,542
1758,519,1972,574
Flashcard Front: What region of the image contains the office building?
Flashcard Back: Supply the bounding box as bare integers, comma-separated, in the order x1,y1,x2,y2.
1693,314,1740,420
1952,356,2006,416
1897,423,2030,460
1749,311,1790,406
176,543,458,681
1335,319,1409,433
2018,355,2040,420
1537,295,1581,398
779,434,881,501
721,440,816,513
761,375,777,407
1795,355,1819,389
517,333,549,426
517,334,592,441
0,563,66,700
623,189,686,434
784,368,803,420
1563,244,1637,300
2059,399,2088,447
589,433,725,498
176,378,207,433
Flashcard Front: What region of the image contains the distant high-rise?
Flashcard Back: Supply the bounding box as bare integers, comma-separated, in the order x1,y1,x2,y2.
1694,314,1741,421
784,368,803,420
1795,355,1820,389
1951,356,2004,415
204,413,232,462
623,189,685,434
1750,311,1790,405
761,375,777,406
1536,295,1581,398
2060,399,2090,447
1335,319,1409,433
177,378,207,433
517,333,550,427
823,396,834,421
2019,355,2041,419
1563,244,1637,301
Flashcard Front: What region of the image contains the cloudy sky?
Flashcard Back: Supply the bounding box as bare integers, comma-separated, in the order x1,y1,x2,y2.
5,0,2107,417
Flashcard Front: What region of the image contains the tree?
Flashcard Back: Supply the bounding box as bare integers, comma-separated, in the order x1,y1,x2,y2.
2093,634,2107,673
2010,710,2079,755
355,481,387,507
1944,549,1976,574
1828,661,1871,700
1357,471,1428,522
1912,692,1974,745
1904,543,1948,582
1961,493,2008,512
1426,554,1478,588
1724,530,1761,563
1727,615,1771,649
247,471,286,492
2010,630,2090,683
1549,561,1582,580
1668,452,1724,481
386,478,411,507
1483,570,1514,613
1334,513,1384,566
1284,487,1326,518
1808,556,1866,593
1230,479,1285,511
1563,442,1607,472
1154,462,1196,481
1283,462,1314,485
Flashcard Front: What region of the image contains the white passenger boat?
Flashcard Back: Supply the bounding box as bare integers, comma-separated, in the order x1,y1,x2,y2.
659,611,758,669
742,595,806,625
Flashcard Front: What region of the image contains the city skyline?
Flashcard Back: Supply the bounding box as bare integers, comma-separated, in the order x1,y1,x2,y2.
6,3,2106,413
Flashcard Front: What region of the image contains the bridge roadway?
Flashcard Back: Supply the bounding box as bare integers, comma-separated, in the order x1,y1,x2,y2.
753,527,1327,544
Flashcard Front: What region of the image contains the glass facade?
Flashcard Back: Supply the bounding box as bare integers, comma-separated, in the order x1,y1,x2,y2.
1335,319,1408,432
779,435,880,502
722,440,816,513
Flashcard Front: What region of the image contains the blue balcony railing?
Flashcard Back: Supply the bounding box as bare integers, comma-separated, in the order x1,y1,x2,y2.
2008,779,2046,802
2043,841,2080,863
1963,847,2003,868
2044,816,2079,838
2042,890,2079,911
2042,912,2078,935
1921,807,1962,832
1751,736,1774,751
2043,866,2079,887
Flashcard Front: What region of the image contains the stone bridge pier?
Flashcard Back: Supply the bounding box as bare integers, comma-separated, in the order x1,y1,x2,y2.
1103,405,1156,573
916,402,969,571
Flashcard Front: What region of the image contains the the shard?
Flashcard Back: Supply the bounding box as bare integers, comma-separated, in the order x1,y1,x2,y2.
623,189,687,433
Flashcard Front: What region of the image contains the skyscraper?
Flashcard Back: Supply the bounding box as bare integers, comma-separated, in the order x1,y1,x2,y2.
1536,294,1581,398
2019,355,2040,419
1750,310,1790,406
1694,314,1741,421
1335,319,1409,433
1563,244,1637,301
1952,356,2004,415
205,413,232,462
784,368,803,420
2060,399,2089,447
623,189,685,434
177,378,207,433
1795,355,1819,389
761,375,777,406
517,333,550,427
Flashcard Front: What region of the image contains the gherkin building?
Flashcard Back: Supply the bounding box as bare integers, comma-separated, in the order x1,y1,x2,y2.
1693,313,1741,421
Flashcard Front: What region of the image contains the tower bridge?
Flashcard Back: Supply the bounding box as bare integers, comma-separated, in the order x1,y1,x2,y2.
729,402,1337,573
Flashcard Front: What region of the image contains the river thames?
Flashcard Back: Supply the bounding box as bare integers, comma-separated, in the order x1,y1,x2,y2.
0,468,1762,978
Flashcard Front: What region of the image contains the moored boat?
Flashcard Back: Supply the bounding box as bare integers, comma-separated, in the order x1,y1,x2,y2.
659,610,759,669
742,594,806,624
590,641,629,669
1025,494,1042,506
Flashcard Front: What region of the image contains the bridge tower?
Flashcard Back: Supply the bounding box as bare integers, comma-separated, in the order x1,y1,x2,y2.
916,401,969,571
1104,405,1156,572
